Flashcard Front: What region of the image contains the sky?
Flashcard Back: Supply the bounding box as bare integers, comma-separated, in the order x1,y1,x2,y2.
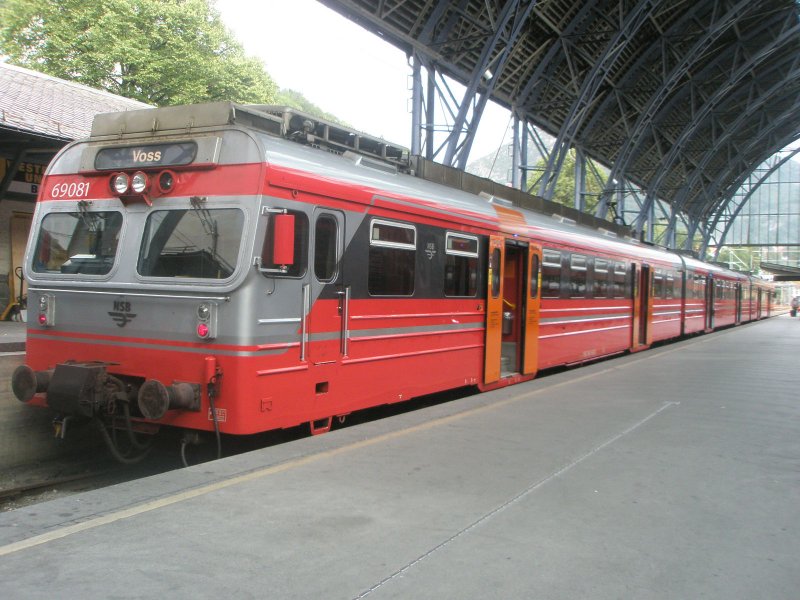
214,0,513,162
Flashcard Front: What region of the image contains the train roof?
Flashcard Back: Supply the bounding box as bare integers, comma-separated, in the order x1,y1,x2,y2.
87,101,758,278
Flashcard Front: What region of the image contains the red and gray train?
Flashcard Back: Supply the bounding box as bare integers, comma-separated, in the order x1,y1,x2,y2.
11,102,775,460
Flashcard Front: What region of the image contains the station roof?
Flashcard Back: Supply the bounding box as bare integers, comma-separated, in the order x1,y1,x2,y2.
320,0,800,227
0,62,149,143
0,62,149,201
760,261,800,281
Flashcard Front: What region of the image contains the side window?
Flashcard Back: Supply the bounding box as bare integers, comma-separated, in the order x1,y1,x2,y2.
653,270,664,299
594,258,609,298
570,254,588,298
613,262,628,298
260,210,309,277
444,232,479,297
368,219,415,296
542,249,561,298
666,272,675,299
314,214,339,282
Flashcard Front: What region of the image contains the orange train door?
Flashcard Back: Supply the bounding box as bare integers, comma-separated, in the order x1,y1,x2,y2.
631,263,653,350
523,243,542,375
484,236,505,384
706,274,715,330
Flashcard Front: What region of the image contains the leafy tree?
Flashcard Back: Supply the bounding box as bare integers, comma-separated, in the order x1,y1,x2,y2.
276,88,349,125
529,149,607,213
0,0,277,106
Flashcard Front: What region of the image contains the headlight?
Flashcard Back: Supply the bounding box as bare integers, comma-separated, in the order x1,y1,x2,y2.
111,173,130,195
131,171,149,194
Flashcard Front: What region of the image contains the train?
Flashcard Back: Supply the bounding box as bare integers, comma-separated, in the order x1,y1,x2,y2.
11,101,775,463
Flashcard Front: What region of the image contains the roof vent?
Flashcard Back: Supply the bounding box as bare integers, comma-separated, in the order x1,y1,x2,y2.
479,191,513,207
552,214,577,225
343,151,398,175
597,228,618,238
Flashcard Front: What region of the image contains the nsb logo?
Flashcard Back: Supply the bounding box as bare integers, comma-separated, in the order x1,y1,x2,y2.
108,299,136,327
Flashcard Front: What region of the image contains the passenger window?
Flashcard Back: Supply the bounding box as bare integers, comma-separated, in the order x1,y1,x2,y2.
314,214,338,282
368,219,415,296
653,270,664,299
444,232,479,297
260,210,309,278
594,258,609,298
542,250,561,298
666,273,675,299
570,254,587,298
613,262,628,298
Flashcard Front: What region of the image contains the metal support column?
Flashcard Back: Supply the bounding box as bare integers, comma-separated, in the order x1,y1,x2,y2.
574,147,586,211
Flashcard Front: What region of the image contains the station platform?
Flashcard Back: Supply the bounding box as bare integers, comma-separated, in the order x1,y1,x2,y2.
0,316,798,599
0,320,25,352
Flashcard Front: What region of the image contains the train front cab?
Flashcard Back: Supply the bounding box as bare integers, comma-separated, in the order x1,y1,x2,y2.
482,235,541,387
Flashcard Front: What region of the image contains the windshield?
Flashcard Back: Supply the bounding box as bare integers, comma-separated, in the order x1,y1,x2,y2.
137,207,244,279
32,211,123,275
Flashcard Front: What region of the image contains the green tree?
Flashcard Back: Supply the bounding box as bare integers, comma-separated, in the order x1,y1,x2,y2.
0,0,277,106
275,88,348,125
530,149,608,213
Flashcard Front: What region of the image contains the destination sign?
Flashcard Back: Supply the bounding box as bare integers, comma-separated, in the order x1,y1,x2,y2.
95,142,197,170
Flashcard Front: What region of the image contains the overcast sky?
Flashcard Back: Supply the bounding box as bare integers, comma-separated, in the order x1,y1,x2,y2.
214,0,513,161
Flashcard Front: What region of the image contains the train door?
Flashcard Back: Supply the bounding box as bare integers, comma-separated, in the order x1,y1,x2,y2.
631,263,652,350
484,237,505,384
484,237,540,384
735,282,743,324
706,274,715,330
307,209,347,365
523,244,542,376
679,270,688,336
756,288,762,319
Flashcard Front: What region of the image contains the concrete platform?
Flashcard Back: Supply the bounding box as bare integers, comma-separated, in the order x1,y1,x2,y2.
0,316,798,599
0,320,25,352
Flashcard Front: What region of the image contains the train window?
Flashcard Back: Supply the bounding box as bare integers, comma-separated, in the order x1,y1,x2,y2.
570,254,588,298
140,208,246,279
530,253,540,299
490,247,501,298
369,220,416,296
594,258,609,298
613,262,628,298
33,211,123,275
666,272,676,299
314,214,339,282
653,270,665,299
444,232,479,297
542,249,561,298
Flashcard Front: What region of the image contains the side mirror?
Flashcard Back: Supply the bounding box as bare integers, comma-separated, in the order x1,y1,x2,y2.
272,213,295,266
